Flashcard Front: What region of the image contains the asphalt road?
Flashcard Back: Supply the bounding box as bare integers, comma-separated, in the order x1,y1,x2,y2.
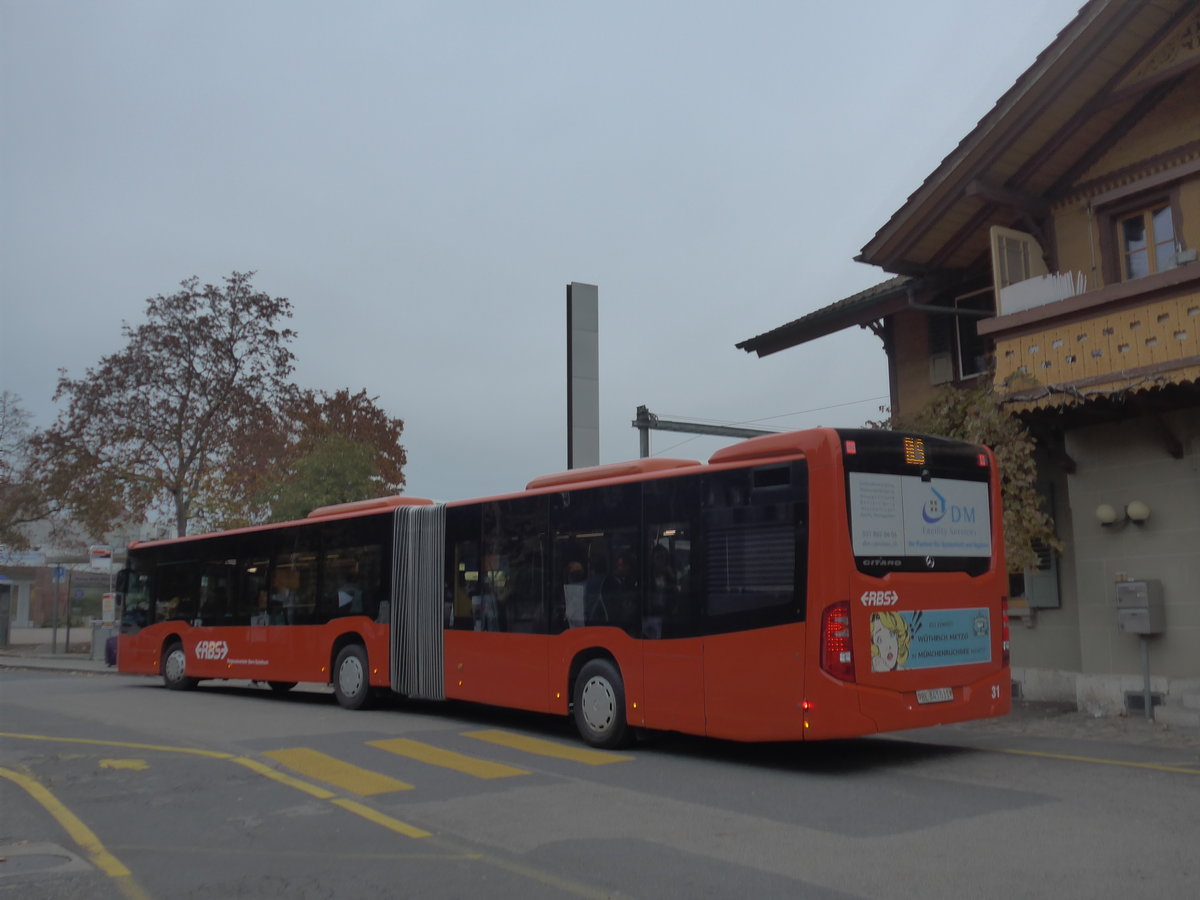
2,667,1197,899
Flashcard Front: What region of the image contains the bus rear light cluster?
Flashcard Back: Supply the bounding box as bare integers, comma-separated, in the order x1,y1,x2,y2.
821,601,855,682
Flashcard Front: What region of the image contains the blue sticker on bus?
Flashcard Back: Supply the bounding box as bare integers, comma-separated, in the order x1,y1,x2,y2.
870,608,991,672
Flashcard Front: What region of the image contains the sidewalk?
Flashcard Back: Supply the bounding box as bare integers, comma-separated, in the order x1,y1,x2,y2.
1,628,112,675
1,625,116,674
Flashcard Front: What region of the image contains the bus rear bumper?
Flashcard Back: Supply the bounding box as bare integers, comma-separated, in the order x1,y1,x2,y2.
804,669,1012,740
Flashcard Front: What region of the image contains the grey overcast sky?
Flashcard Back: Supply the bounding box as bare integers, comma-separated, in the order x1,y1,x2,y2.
1,0,1084,503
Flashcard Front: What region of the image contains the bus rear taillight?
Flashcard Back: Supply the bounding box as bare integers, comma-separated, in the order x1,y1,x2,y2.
821,601,855,682
1001,596,1011,666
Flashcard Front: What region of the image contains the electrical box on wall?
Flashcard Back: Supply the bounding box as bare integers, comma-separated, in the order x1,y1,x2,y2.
1116,580,1165,635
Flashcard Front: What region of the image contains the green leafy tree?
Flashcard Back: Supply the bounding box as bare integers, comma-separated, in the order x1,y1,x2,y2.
34,272,296,537
875,380,1060,572
267,433,380,521
210,387,408,527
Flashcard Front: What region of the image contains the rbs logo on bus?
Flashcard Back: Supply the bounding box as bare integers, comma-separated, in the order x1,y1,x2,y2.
921,486,977,525
194,640,229,661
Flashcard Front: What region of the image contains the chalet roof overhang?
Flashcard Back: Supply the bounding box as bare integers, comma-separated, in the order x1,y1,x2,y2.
1012,377,1200,451
735,276,912,357
857,0,1200,276
736,271,999,357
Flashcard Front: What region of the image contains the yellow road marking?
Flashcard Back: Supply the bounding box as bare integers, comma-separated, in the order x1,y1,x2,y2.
368,738,530,779
0,766,151,900
996,747,1200,775
231,756,337,799
263,747,413,795
100,759,149,771
422,835,623,900
0,731,233,758
463,729,633,764
331,798,432,838
233,758,430,838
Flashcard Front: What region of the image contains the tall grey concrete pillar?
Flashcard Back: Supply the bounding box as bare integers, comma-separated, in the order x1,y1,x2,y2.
566,282,599,469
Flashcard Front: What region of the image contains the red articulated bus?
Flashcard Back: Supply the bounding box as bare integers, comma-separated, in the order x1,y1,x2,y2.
117,428,1011,746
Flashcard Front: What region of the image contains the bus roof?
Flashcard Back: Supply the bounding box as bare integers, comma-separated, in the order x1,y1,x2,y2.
524,458,702,491
306,496,434,518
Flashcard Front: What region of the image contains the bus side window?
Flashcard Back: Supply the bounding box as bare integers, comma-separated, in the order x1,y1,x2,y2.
121,570,151,633
643,475,700,639
482,497,548,634
271,549,318,625
323,544,381,620
155,561,201,624
645,528,693,638
241,557,271,625
551,484,641,635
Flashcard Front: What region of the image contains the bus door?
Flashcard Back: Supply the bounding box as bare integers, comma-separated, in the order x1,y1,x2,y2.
699,462,808,741
443,499,552,713
639,484,706,734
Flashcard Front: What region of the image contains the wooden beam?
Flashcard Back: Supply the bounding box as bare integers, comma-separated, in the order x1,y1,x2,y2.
965,180,1050,217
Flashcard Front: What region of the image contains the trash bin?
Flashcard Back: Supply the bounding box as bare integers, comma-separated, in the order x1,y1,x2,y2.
91,620,116,662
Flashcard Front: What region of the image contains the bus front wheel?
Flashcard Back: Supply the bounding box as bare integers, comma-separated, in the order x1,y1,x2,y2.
162,642,198,691
572,658,629,749
333,644,373,710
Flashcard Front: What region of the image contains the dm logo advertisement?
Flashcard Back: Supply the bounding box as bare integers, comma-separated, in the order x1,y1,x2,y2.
903,478,990,556
849,473,990,558
921,486,947,523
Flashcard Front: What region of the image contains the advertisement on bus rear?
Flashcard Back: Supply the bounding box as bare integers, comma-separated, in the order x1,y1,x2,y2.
848,473,990,558
870,607,992,672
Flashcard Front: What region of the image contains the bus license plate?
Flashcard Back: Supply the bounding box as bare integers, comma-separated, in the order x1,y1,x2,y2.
916,688,954,705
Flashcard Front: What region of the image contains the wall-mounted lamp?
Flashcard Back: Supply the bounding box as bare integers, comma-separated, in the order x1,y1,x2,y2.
1095,501,1151,527
1125,500,1151,524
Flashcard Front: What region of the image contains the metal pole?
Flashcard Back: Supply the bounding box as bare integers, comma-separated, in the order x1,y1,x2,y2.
51,568,59,654
1140,635,1152,720
633,405,776,458
64,569,73,653
635,406,651,458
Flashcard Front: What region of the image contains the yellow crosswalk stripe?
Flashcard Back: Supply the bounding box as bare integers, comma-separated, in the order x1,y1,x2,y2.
368,738,529,779
462,730,633,765
331,798,432,838
262,748,413,796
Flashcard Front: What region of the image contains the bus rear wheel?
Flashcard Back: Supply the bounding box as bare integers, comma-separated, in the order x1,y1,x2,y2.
333,644,373,710
162,641,198,691
572,658,629,749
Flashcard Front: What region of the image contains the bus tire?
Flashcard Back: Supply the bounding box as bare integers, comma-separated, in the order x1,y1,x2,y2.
333,644,373,710
572,658,629,749
268,681,297,694
162,641,198,691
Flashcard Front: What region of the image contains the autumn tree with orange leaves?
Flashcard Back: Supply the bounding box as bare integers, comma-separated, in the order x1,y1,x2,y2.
33,272,407,537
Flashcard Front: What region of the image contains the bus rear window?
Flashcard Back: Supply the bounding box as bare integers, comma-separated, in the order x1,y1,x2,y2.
839,429,992,576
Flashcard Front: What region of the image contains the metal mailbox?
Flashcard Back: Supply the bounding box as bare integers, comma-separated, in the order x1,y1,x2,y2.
1116,580,1165,635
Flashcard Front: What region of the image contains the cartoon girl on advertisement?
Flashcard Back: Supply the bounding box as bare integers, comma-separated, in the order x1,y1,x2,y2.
871,611,912,672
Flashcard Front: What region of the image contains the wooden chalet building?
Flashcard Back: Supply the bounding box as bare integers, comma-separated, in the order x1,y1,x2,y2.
739,0,1200,724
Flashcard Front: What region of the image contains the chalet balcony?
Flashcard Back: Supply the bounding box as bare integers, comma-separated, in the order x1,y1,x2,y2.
978,265,1200,410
